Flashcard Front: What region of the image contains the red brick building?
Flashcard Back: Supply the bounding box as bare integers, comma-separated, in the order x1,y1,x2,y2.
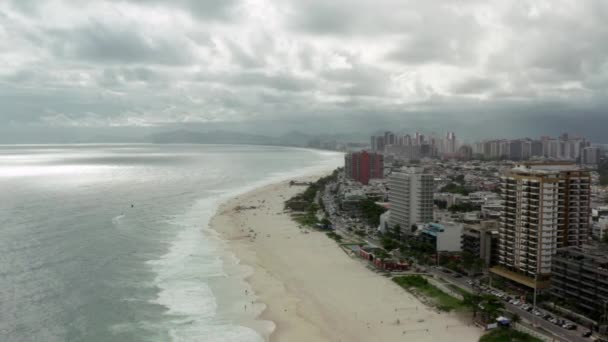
344,151,383,185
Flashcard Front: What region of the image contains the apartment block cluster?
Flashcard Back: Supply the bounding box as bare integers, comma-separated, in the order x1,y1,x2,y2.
473,133,601,165
370,131,463,160
341,131,608,324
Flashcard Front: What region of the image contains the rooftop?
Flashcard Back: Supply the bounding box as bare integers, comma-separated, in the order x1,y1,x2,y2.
511,162,582,174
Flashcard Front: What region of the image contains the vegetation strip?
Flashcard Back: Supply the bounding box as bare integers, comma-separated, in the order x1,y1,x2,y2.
393,275,465,312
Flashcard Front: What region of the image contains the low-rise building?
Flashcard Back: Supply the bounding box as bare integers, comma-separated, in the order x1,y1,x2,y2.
551,246,608,320
461,221,500,267
418,222,463,252
338,189,366,217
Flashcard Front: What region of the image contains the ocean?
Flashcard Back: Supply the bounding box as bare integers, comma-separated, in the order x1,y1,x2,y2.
0,144,342,342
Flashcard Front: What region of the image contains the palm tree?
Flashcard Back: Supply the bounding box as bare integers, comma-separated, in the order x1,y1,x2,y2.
463,293,483,320
480,295,505,322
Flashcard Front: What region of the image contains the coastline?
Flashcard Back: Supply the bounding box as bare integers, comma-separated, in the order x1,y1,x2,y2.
209,173,483,342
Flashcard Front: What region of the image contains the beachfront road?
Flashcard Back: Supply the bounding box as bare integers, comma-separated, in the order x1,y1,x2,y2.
431,268,591,342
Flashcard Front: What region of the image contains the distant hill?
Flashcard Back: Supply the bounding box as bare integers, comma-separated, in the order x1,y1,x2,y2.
146,129,367,149
147,130,284,145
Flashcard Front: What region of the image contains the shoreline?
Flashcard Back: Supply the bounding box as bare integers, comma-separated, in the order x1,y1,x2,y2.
209,173,482,342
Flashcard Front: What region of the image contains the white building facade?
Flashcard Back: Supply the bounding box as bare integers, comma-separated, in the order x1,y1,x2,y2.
388,167,434,234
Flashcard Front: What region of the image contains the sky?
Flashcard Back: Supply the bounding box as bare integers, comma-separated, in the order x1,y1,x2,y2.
1,0,608,143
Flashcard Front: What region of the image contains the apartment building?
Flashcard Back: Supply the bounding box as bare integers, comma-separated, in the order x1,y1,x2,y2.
491,163,591,289
388,167,434,234
551,246,608,320
344,151,384,185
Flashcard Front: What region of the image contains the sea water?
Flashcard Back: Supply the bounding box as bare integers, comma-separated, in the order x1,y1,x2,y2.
0,144,342,342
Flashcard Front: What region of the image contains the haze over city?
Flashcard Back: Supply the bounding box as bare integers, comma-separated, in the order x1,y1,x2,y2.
2,0,608,143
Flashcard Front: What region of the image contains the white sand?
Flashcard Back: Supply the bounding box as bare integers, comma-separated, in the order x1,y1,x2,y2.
209,175,482,342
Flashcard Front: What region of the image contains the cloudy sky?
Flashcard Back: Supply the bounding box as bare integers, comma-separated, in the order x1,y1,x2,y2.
1,0,607,143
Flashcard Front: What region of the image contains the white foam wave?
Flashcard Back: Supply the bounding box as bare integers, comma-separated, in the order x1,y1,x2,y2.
147,149,342,341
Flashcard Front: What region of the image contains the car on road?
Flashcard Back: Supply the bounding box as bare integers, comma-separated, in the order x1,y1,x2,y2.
581,331,592,338
562,322,577,330
533,310,542,316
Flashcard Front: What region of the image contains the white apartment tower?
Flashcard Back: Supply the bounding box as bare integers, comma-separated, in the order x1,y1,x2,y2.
388,168,434,234
492,163,591,289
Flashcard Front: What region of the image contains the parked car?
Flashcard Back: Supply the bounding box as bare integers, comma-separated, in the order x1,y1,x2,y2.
581,331,592,338
563,323,577,330
533,310,542,316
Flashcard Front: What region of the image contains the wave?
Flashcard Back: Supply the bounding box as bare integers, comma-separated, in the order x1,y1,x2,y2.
146,149,342,341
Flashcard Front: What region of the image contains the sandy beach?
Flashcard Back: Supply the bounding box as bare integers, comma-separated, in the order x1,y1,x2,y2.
209,174,482,342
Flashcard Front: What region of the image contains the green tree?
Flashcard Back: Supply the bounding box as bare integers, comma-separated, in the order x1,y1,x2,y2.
434,199,448,209
461,252,475,270
511,313,521,325
440,183,470,195
361,198,387,226
391,224,402,240
463,293,483,319
473,258,485,273
480,295,505,322
382,237,399,251
461,252,485,275
448,202,481,212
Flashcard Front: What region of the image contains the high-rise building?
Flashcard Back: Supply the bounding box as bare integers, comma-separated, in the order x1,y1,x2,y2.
403,134,412,146
445,131,457,154
384,131,395,146
531,140,543,157
458,145,473,160
582,146,600,165
344,151,384,185
509,140,523,160
388,168,434,234
370,136,385,153
491,163,591,289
